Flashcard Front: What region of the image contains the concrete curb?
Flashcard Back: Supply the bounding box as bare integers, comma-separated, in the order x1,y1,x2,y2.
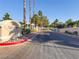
0,33,38,46
0,38,29,46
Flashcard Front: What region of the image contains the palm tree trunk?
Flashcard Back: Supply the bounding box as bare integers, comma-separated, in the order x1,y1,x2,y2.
23,0,27,32
29,0,32,30
33,0,36,15
33,0,36,29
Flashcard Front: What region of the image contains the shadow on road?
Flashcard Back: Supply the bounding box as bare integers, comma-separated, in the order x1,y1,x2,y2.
54,42,79,48
32,32,79,48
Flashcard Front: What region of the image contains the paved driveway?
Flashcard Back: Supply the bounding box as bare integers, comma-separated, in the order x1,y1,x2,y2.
0,32,79,59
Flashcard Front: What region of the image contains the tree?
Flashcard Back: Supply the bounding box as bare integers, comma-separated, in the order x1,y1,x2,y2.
56,22,64,28
31,14,40,27
53,19,59,28
66,19,73,27
42,16,49,27
76,20,79,27
3,13,12,20
38,10,49,27
49,22,54,28
29,0,32,30
33,0,36,15
23,0,27,33
19,21,24,26
38,10,43,16
50,20,64,28
31,10,49,28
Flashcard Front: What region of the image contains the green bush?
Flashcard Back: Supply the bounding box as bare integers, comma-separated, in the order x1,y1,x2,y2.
73,31,78,35
65,31,78,35
65,31,68,33
26,28,31,34
21,28,31,35
65,31,72,34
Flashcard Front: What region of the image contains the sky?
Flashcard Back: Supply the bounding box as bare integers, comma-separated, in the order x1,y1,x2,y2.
0,0,79,23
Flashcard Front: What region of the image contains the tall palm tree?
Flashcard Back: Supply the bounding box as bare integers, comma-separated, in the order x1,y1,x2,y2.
29,0,32,19
29,0,32,30
23,0,27,32
29,0,36,30
33,0,36,15
33,0,36,28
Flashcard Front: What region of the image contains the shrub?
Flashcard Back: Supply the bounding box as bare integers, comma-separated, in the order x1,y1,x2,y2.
26,28,31,34
73,31,78,35
65,30,78,35
33,29,38,32
65,31,68,33
65,31,72,34
21,28,31,35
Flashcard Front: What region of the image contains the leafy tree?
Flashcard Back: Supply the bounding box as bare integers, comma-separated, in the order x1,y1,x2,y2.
57,22,65,28
53,19,59,28
49,22,54,28
31,10,49,28
3,13,12,20
19,22,24,27
63,23,67,28
38,10,43,27
31,14,40,27
50,20,65,28
42,16,49,27
38,10,43,16
76,20,79,27
66,19,73,27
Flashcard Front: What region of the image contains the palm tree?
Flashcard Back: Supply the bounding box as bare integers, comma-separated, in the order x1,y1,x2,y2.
53,19,58,28
33,0,36,28
3,13,12,20
29,0,32,30
23,0,27,32
33,0,36,15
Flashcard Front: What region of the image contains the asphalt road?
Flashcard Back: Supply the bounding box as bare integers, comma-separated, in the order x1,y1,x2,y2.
0,32,79,59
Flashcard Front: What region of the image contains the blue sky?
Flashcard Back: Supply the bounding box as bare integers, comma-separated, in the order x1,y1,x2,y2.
0,0,79,23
